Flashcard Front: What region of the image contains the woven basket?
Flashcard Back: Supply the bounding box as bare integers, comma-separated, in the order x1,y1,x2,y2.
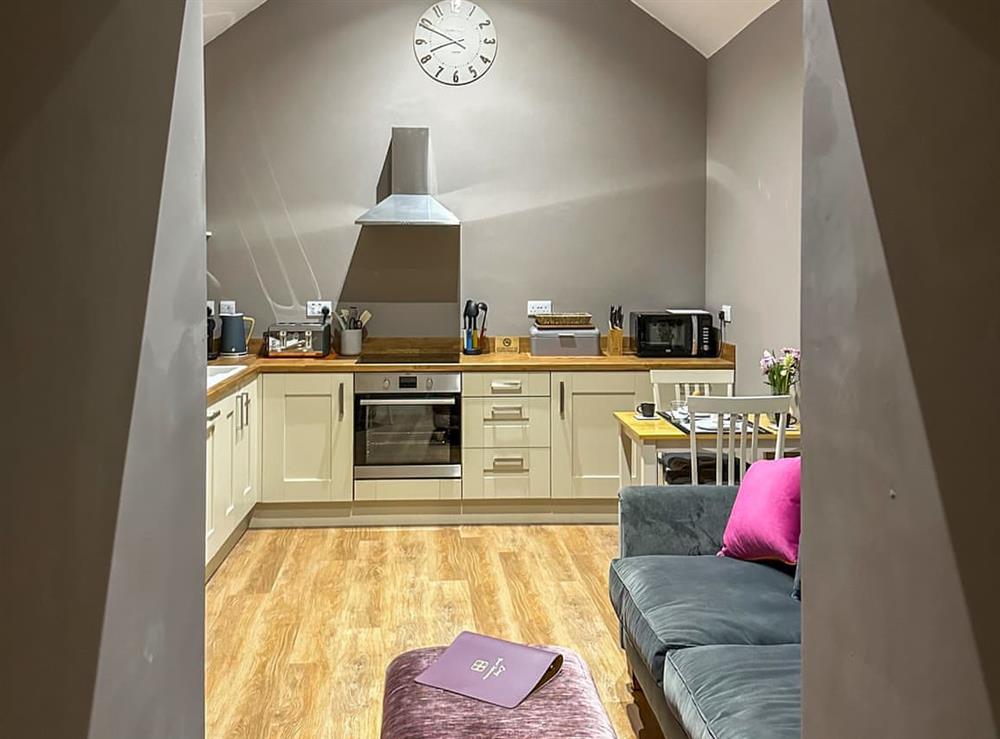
533,312,593,326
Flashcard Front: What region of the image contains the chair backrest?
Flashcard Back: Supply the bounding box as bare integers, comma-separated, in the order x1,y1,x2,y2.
649,369,735,413
685,394,792,485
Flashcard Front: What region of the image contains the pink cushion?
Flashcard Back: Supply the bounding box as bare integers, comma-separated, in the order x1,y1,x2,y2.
719,457,801,565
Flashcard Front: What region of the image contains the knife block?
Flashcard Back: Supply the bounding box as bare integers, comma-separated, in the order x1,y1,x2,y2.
606,328,624,356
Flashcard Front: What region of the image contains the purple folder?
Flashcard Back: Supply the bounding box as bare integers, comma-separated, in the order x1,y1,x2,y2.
414,631,564,709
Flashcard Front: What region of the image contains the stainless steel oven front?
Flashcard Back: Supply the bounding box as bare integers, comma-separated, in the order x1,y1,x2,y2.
354,372,462,479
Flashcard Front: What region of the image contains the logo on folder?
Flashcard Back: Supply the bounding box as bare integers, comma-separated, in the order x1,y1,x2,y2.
470,656,506,680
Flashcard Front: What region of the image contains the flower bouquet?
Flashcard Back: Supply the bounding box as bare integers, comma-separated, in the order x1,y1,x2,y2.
761,348,801,425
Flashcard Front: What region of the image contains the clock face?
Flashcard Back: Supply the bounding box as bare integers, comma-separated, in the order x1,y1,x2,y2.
413,1,497,86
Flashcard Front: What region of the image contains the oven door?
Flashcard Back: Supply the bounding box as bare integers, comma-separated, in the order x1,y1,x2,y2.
638,316,696,357
354,394,461,479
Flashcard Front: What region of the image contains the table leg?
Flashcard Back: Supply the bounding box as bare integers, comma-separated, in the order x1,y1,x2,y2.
618,426,633,491
638,441,658,486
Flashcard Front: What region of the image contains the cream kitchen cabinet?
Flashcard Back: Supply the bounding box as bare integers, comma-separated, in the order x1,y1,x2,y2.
205,377,260,565
261,373,354,502
550,371,653,499
232,381,260,520
462,448,551,499
462,396,551,449
205,396,231,563
461,372,552,500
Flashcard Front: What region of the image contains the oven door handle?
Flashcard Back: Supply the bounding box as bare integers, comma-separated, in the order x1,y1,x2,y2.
358,398,457,406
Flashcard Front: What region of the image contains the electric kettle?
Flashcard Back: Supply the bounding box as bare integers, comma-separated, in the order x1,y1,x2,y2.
219,313,255,357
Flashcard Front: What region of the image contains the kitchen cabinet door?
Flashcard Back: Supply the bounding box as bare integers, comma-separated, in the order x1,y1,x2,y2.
231,379,259,520
206,395,235,563
551,372,652,499
262,373,353,502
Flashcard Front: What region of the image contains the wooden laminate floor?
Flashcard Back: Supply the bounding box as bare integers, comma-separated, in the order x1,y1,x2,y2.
205,525,633,738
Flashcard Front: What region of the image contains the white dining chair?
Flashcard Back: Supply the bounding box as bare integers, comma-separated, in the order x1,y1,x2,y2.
649,369,735,414
685,394,792,485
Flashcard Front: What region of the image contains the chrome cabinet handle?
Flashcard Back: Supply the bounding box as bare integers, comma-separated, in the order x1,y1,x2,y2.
338,382,345,419
491,455,526,470
559,381,565,418
207,409,221,422
237,393,244,430
244,393,250,427
491,380,522,392
490,404,524,418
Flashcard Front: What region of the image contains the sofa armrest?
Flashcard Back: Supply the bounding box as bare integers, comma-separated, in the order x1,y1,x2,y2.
618,485,738,558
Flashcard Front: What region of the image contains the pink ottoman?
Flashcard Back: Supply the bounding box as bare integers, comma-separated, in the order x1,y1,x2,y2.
381,646,617,738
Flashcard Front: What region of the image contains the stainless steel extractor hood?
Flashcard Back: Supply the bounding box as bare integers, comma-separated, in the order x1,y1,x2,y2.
356,127,460,226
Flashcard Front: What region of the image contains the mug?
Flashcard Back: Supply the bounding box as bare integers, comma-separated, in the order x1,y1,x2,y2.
636,402,655,418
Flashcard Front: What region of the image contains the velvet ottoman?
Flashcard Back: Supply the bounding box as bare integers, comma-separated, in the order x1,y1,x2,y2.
381,646,617,738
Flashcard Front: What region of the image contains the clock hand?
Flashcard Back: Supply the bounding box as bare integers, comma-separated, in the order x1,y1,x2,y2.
420,21,467,49
431,38,465,52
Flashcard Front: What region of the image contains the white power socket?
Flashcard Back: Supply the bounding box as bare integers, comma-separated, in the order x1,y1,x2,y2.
721,304,733,323
307,300,333,318
206,300,216,316
527,300,552,316
219,300,237,315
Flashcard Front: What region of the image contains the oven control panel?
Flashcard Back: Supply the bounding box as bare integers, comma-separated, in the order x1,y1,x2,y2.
356,372,462,395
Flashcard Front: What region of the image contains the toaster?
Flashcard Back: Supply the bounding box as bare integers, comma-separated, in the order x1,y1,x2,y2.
263,321,331,358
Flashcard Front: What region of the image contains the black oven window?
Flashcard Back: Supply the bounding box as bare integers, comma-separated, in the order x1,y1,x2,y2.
355,396,461,467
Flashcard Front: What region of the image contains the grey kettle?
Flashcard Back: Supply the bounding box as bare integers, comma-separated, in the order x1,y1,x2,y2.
219,313,255,357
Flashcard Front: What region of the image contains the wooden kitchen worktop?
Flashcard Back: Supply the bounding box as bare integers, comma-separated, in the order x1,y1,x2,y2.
207,343,736,404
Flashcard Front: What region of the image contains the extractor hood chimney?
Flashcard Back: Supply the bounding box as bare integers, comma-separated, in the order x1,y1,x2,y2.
355,127,460,227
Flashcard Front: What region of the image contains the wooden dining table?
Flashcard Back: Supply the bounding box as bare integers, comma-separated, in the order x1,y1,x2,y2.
614,411,802,488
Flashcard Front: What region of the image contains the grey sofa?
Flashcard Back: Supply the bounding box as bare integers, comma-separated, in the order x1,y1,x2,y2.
609,485,801,739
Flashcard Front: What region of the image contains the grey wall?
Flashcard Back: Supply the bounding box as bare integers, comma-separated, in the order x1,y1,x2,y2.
205,0,707,337
705,0,802,392
1,1,205,736
88,1,207,736
802,0,1000,736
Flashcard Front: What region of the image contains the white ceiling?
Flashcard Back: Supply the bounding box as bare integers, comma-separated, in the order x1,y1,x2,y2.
630,0,780,57
203,0,779,57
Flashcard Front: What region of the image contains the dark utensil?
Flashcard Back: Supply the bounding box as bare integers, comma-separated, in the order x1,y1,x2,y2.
476,301,489,343
609,305,623,329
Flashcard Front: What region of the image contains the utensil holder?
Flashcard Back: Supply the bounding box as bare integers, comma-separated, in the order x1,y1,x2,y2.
606,328,624,356
462,329,483,356
338,328,363,357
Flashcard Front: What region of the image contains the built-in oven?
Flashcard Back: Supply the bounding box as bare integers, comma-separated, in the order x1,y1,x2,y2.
354,372,461,480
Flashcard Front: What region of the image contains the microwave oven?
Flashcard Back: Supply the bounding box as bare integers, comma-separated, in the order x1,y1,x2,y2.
630,310,719,358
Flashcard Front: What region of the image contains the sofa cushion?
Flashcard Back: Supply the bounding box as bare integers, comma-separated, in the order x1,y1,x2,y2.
609,555,800,685
720,457,802,565
663,644,801,739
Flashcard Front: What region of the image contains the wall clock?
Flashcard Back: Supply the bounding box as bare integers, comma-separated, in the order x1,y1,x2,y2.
413,1,497,86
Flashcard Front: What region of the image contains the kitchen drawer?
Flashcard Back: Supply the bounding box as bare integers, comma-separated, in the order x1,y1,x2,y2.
462,448,551,499
462,372,550,398
354,478,461,501
463,397,551,448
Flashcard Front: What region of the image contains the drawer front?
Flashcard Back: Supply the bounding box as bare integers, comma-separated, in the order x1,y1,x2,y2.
463,397,551,448
463,372,550,398
462,448,551,499
354,478,461,501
